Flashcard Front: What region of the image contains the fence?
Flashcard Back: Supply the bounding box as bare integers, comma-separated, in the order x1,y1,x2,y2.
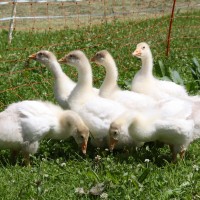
0,0,200,110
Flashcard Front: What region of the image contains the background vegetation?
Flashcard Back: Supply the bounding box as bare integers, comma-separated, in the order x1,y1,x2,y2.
0,7,200,200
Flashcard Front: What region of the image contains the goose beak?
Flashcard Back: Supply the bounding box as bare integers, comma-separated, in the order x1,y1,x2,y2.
109,137,118,151
132,49,141,57
58,57,66,64
28,53,37,60
81,140,88,154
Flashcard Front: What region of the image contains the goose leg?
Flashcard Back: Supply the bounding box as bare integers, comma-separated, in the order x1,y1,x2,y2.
179,150,185,160
169,144,177,163
10,150,19,165
23,152,30,167
169,144,173,153
172,152,178,163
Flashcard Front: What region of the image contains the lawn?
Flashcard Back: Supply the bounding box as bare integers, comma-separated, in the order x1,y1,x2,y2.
0,8,200,199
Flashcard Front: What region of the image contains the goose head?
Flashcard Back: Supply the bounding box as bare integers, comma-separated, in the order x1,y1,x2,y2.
132,42,151,59
91,50,110,65
58,50,87,67
29,50,57,65
73,125,89,155
109,122,122,151
60,111,90,154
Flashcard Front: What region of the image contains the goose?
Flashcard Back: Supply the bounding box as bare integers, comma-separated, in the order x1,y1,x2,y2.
91,50,157,111
29,50,99,109
131,42,189,101
0,100,89,165
130,42,200,141
91,50,198,156
58,50,135,148
109,106,194,162
29,50,76,109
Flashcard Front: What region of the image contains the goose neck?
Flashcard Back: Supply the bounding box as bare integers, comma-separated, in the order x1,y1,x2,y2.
48,60,64,79
140,53,153,77
72,60,93,98
100,59,118,97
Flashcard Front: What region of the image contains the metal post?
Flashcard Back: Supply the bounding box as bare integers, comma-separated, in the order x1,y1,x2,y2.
166,0,176,56
8,0,17,44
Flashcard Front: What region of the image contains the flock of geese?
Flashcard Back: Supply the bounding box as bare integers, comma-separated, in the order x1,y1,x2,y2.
1,42,200,165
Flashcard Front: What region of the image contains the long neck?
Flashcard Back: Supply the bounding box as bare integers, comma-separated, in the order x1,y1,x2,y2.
47,60,64,79
100,57,119,97
70,59,93,99
140,52,153,77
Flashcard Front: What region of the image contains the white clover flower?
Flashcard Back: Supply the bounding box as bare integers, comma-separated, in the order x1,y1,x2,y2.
145,146,150,151
43,174,49,178
95,155,101,161
193,164,199,171
100,192,108,199
144,159,150,163
60,162,66,167
75,187,85,195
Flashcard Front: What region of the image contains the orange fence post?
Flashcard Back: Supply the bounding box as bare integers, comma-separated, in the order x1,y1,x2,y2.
166,0,177,56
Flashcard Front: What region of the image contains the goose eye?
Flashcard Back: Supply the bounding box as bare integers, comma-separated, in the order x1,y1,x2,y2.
95,53,100,59
80,135,84,139
69,54,76,59
142,46,145,50
38,52,43,57
113,130,118,136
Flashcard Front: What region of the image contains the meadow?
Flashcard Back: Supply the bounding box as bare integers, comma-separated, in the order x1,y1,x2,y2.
0,8,200,199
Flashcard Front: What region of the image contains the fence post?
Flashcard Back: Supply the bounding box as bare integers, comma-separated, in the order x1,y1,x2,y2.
166,0,176,56
8,0,17,44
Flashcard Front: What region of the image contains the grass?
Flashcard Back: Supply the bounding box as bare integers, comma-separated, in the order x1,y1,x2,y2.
0,8,200,199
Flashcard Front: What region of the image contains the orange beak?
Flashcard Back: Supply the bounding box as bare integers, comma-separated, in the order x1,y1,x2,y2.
109,137,118,151
132,49,141,57
58,57,66,64
28,53,37,60
81,140,88,154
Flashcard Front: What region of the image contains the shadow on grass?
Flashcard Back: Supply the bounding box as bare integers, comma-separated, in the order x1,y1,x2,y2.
0,137,86,167
0,139,192,168
98,142,174,167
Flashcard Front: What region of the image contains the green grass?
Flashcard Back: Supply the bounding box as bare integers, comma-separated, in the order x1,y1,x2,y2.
0,9,200,199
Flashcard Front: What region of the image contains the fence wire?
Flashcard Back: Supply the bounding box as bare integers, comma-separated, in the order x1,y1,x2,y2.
0,0,200,110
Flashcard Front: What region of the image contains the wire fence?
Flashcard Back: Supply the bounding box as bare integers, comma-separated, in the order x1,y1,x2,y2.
1,1,198,30
0,0,200,110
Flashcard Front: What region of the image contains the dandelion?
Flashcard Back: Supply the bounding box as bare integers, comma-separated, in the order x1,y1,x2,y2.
144,159,150,163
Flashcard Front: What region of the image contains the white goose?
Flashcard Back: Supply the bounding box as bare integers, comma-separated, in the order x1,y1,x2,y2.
109,106,194,162
131,42,189,100
91,50,157,111
0,100,89,165
29,50,75,109
130,42,200,142
58,50,135,149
